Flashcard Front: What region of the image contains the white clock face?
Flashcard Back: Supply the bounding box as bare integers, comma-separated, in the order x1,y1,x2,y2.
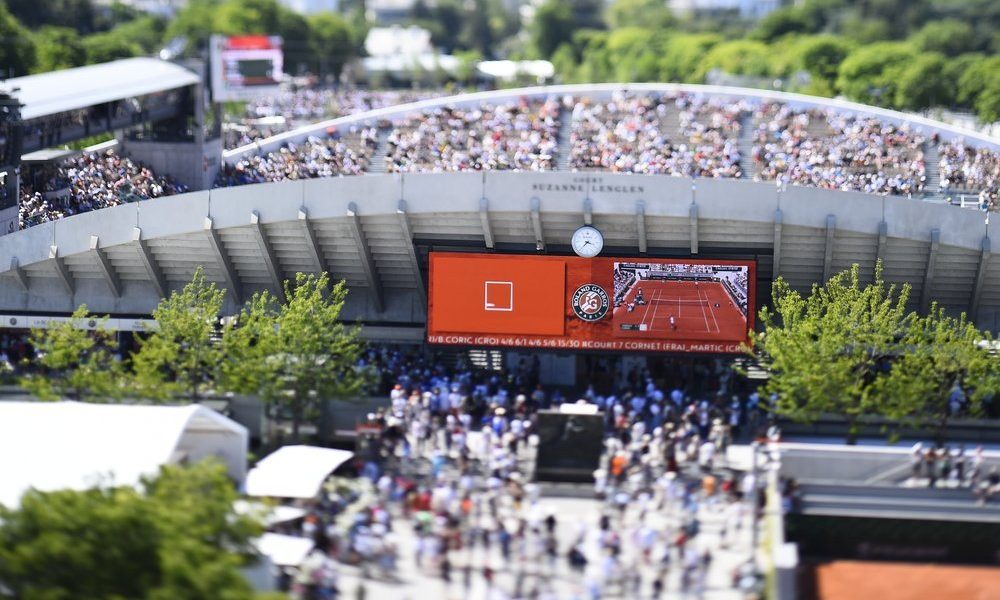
572,226,604,258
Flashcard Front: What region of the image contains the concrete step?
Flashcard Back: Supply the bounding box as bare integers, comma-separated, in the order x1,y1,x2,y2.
368,127,390,174
923,140,941,192
737,114,754,180
556,108,573,171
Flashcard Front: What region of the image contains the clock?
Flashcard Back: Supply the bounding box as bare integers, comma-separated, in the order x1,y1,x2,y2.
571,225,604,258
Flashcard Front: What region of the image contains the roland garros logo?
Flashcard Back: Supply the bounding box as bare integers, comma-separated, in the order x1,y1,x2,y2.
572,284,610,322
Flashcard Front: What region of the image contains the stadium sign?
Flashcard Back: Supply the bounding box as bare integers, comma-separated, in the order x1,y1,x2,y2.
426,252,756,353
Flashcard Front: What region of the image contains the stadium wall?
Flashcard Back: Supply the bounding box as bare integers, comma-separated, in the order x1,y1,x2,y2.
0,173,996,334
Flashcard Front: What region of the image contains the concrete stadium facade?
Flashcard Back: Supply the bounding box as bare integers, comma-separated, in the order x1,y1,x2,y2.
0,84,997,336
0,172,996,334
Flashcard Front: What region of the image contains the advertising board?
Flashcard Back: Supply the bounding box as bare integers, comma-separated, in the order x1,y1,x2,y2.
209,35,284,102
427,253,755,353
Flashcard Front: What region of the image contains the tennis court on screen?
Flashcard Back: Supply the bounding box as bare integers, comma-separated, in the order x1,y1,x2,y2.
612,280,748,342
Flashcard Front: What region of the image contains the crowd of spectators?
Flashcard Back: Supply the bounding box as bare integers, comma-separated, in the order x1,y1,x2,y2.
214,128,377,187
13,90,1000,232
750,103,928,196
226,89,447,150
938,139,1000,211
567,92,744,178
383,98,561,173
18,150,187,229
267,348,766,599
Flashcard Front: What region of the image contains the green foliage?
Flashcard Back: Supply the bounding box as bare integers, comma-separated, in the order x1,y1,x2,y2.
6,0,97,34
0,461,261,599
751,6,815,42
909,19,978,56
309,12,354,78
659,33,723,83
606,0,675,30
0,3,36,77
222,272,367,441
958,56,1000,122
792,35,853,87
752,263,911,441
32,26,86,73
531,0,575,58
753,262,1000,443
893,52,954,110
835,42,915,106
165,0,221,52
131,267,226,402
876,306,1000,441
20,305,123,402
696,39,774,80
81,30,143,63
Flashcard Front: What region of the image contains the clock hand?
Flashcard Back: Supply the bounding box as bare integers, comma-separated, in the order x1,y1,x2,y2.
582,240,592,246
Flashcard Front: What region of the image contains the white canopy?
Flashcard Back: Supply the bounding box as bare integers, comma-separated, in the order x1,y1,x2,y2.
0,401,248,508
254,533,315,567
245,445,353,499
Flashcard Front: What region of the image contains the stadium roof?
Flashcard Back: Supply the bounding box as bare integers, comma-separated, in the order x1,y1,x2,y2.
4,58,200,121
0,401,247,508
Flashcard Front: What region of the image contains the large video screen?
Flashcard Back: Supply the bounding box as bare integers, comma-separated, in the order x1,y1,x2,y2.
210,35,283,102
427,253,755,353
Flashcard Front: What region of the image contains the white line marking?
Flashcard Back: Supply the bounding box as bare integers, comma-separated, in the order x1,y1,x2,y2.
650,288,660,332
707,287,721,333
639,286,655,330
697,286,711,333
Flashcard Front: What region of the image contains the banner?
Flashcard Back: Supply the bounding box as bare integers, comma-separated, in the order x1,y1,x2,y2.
427,253,756,353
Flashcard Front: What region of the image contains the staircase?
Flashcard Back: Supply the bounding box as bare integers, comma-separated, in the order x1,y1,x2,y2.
555,108,573,171
737,114,755,180
922,140,942,195
366,127,391,174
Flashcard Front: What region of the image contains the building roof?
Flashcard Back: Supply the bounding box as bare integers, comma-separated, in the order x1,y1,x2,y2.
0,401,247,508
4,58,200,121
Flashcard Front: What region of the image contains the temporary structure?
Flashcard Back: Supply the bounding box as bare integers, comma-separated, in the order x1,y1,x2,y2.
0,401,248,508
245,445,353,499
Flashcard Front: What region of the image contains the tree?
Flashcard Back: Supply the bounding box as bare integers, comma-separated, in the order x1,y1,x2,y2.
877,306,1000,443
751,6,815,42
605,0,675,30
793,35,853,89
309,12,354,79
131,268,226,402
82,30,143,63
957,56,1000,122
696,40,773,81
0,461,267,599
0,3,36,77
223,273,368,441
910,19,978,57
658,33,722,83
893,53,954,111
751,262,911,442
835,42,914,106
20,305,122,402
531,0,574,58
165,0,222,54
32,26,85,72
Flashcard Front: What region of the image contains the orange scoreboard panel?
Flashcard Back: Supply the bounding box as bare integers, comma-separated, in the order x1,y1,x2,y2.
427,253,756,353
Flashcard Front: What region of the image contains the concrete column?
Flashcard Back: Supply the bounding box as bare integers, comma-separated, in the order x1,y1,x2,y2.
920,229,940,314
479,198,494,249
347,202,384,313
969,236,991,322
636,200,647,255
823,214,835,282
689,203,699,255
90,235,121,298
772,209,783,278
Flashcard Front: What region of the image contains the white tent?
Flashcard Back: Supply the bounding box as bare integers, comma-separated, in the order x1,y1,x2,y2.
254,533,315,568
0,401,248,508
245,445,353,499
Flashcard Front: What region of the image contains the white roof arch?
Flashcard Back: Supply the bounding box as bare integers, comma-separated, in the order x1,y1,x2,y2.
0,401,247,508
